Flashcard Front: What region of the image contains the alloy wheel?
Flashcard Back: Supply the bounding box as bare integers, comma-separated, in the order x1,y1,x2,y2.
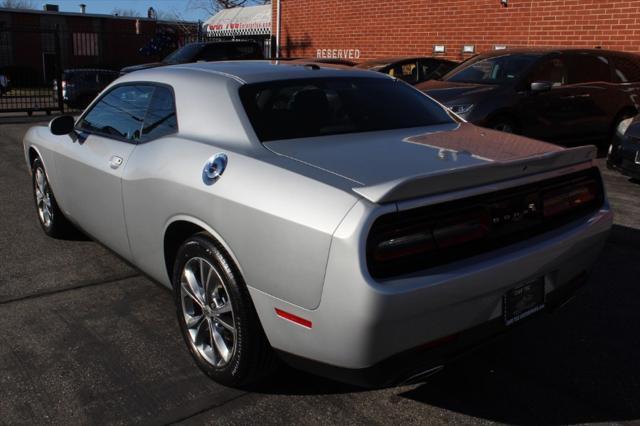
34,167,53,228
180,257,236,368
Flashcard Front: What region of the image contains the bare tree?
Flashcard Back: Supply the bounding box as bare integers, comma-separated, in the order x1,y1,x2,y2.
111,8,140,17
1,0,36,9
187,0,268,16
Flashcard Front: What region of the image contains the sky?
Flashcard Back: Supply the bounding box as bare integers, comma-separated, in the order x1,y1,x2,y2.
46,0,228,22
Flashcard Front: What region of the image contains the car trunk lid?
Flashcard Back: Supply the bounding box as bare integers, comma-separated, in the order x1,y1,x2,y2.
265,123,596,204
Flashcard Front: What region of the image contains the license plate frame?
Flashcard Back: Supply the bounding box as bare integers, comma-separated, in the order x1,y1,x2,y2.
503,278,545,325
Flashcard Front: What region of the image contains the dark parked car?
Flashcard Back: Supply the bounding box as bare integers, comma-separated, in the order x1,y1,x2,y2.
608,114,640,180
120,41,264,74
418,48,640,148
53,69,119,108
355,57,458,84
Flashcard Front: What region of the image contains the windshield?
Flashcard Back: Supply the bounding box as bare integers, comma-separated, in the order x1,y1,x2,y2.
163,44,203,64
444,54,539,84
240,77,454,142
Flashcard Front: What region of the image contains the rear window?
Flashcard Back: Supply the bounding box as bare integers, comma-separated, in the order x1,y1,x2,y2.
239,77,454,142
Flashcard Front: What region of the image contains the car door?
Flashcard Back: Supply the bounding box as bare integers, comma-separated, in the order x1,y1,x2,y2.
53,84,154,258
563,52,616,142
516,55,580,142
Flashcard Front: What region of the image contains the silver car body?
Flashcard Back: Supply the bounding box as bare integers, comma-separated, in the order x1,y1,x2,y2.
23,62,612,373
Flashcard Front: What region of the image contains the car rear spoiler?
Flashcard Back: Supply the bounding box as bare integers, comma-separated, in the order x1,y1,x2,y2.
352,145,597,204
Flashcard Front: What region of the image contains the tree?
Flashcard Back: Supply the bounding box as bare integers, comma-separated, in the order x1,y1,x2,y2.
187,0,269,16
1,0,35,9
111,8,140,17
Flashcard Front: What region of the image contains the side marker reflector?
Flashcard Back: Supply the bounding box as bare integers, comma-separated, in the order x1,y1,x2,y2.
275,308,312,328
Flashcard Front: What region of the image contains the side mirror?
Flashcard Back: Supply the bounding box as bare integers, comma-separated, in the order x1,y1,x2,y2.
49,115,75,135
530,81,552,93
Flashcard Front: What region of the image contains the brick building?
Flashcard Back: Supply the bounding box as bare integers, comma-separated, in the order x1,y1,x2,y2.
0,7,198,85
271,0,640,61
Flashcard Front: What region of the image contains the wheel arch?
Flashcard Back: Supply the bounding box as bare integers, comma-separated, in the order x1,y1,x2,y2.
26,145,44,173
163,215,245,287
612,105,638,128
485,109,521,132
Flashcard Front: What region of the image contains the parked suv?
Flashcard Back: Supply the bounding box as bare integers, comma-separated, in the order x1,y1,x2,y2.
418,49,640,147
53,69,119,109
120,41,264,74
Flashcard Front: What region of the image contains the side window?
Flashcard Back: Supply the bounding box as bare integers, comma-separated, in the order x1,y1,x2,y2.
387,61,418,84
228,44,262,59
529,56,568,87
78,85,154,141
141,86,178,141
566,53,612,84
197,44,227,61
611,55,640,83
420,59,455,81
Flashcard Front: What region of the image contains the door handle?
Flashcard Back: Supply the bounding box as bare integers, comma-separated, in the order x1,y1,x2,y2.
577,93,591,98
109,155,123,169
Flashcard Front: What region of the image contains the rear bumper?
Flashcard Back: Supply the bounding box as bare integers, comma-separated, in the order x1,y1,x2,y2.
250,201,612,379
277,270,588,388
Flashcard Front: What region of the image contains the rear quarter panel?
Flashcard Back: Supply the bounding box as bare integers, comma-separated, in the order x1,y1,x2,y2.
122,136,360,310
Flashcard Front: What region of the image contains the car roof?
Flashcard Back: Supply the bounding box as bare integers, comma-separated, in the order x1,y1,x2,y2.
357,56,455,68
474,47,639,58
63,68,118,73
134,60,392,85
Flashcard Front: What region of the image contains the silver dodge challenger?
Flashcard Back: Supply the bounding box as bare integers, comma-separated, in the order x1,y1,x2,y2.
23,61,612,388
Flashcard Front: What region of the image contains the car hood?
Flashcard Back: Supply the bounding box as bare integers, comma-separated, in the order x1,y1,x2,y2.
265,123,595,203
120,62,165,74
417,80,498,104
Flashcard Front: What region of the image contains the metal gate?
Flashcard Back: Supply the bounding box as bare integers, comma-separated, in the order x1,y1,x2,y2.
0,27,64,115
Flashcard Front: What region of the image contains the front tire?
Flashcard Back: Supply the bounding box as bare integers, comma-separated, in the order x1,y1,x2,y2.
31,157,74,238
172,233,275,387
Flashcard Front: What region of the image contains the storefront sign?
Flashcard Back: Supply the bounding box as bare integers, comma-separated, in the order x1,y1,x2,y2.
316,49,361,60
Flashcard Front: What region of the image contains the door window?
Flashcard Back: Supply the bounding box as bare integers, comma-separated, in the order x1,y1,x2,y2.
141,86,178,141
566,53,612,84
387,61,418,84
529,56,568,87
78,85,154,142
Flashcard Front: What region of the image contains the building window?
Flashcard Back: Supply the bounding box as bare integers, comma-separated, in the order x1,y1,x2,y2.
73,32,99,56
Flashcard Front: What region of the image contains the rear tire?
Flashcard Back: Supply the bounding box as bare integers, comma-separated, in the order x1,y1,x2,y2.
31,157,75,238
172,233,276,388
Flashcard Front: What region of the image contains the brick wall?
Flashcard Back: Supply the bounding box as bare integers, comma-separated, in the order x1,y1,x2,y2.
272,0,640,61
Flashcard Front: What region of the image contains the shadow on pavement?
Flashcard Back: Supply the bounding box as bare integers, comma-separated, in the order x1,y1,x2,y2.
398,224,640,424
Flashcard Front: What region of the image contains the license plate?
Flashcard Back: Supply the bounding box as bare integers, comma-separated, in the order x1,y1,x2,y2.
503,278,545,325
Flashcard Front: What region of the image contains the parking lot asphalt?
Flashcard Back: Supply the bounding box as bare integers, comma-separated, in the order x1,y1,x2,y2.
1,120,639,425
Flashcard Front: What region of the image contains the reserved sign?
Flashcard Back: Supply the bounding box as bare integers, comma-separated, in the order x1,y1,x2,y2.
316,49,361,59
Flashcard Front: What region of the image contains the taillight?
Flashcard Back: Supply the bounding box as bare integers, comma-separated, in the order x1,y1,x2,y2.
432,210,490,248
542,180,598,218
367,168,603,279
369,208,489,271
372,227,435,262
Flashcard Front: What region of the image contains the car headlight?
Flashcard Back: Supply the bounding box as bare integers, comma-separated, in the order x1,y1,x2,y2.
616,117,634,136
449,104,474,115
